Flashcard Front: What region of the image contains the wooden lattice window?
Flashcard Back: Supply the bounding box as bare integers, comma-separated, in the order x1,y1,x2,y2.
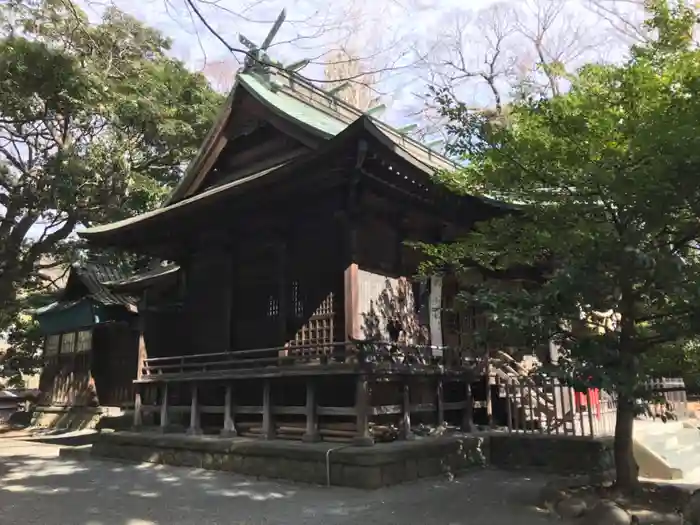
289,292,335,357
76,330,92,353
267,294,279,318
45,334,60,356
61,332,76,354
291,280,303,318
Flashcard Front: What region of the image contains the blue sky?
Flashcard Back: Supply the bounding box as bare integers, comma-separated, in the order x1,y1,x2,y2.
78,0,512,125
75,0,641,133
21,0,640,242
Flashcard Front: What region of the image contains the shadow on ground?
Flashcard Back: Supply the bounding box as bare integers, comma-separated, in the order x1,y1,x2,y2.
0,440,554,525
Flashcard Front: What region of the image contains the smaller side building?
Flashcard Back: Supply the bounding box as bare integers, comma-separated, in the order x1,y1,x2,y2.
32,263,177,428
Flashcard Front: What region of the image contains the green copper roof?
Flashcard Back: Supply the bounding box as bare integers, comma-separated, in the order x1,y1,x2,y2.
239,73,348,138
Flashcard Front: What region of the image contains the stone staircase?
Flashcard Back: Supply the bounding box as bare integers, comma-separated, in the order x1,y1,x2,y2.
633,419,700,481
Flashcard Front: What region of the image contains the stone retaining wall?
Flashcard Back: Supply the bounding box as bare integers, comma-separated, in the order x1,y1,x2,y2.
489,433,615,477
90,431,613,489
92,432,488,489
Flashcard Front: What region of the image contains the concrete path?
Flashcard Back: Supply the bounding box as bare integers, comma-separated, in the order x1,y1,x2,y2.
0,439,553,525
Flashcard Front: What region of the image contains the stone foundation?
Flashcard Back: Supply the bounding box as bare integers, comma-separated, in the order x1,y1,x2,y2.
88,431,614,489
489,433,615,477
92,431,489,489
32,406,125,431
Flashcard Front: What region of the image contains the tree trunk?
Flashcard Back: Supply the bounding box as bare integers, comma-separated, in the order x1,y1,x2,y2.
614,394,638,490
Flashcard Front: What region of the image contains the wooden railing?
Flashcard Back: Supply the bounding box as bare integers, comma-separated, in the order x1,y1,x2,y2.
139,341,476,380
643,377,688,420
501,375,617,438
501,376,688,438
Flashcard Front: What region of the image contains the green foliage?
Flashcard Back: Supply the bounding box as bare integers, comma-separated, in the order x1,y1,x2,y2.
429,0,700,487
0,0,223,377
1,290,57,388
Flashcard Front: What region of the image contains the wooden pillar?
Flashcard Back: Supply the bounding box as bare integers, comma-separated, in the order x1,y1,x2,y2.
461,379,474,432
188,383,202,435
133,386,143,428
262,379,274,440
353,374,374,446
222,249,234,352
342,156,361,344
402,379,413,440
436,377,445,426
159,383,169,432
344,263,359,341
135,314,148,379
277,240,288,343
302,379,320,442
486,360,494,428
221,383,237,437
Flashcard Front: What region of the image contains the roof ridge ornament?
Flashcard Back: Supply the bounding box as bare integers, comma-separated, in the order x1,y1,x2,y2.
239,9,312,78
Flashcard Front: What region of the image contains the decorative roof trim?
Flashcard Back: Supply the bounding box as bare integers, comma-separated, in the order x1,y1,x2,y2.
162,68,460,207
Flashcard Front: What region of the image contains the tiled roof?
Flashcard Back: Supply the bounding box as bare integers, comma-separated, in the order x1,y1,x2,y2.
71,264,136,306
103,263,180,291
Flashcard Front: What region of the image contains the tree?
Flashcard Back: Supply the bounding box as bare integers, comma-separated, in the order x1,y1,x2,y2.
0,0,222,385
427,0,700,490
0,0,222,332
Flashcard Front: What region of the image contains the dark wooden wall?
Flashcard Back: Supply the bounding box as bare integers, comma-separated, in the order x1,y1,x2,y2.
183,247,233,354
228,204,345,352
39,323,139,408
92,324,140,406
159,187,348,356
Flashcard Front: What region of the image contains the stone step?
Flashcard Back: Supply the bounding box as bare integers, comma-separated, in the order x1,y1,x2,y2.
58,444,93,461
634,420,700,481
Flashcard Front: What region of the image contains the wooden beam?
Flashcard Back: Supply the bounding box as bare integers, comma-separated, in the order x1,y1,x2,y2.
220,383,237,437
136,331,147,381
133,386,143,428
353,374,374,446
183,136,228,200
262,379,274,439
188,383,202,435
302,379,320,442
402,379,412,440
344,263,359,340
462,379,474,432
222,249,234,352
436,377,445,426
159,383,169,432
277,239,287,341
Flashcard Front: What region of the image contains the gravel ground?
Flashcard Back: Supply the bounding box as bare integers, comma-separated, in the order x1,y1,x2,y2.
0,439,554,525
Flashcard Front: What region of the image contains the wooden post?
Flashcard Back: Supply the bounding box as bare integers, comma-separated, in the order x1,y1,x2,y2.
159,383,169,432
353,374,374,446
223,249,234,352
133,386,143,428
262,379,274,440
461,379,474,432
567,385,577,436
344,263,359,342
342,163,360,345
277,240,288,344
402,379,413,440
188,383,202,435
302,379,320,442
221,383,237,437
586,389,595,437
136,332,147,380
436,377,445,426
505,379,513,433
486,361,494,428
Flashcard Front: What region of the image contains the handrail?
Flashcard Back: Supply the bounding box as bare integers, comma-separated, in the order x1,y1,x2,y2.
140,341,476,379
143,342,347,363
